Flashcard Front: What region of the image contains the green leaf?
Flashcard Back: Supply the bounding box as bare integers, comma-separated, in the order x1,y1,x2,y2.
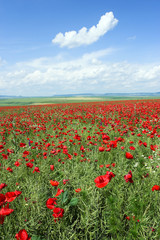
69,197,79,206
61,191,69,204
31,235,46,240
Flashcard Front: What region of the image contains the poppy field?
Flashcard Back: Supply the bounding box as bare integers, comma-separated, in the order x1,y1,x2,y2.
0,99,160,239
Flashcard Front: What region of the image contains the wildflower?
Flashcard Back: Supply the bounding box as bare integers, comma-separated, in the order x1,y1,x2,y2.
99,147,105,152
0,193,6,206
26,163,33,168
55,188,64,197
0,183,7,191
33,167,40,173
94,171,115,188
0,203,14,224
20,143,26,147
15,229,31,240
50,180,59,187
75,188,81,193
46,198,57,209
50,165,54,171
53,207,64,222
125,152,133,159
152,185,160,191
63,179,69,185
124,171,133,183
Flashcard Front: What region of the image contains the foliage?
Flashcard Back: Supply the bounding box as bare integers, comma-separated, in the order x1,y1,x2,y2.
0,99,160,239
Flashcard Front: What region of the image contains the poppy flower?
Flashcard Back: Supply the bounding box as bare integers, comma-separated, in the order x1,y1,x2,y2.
63,179,69,185
50,180,59,187
111,163,116,167
26,163,33,168
50,165,54,171
53,207,64,222
55,188,64,197
94,171,115,188
152,185,160,191
125,152,133,159
0,203,14,224
5,192,17,202
33,167,40,173
46,198,57,209
0,204,14,216
105,165,110,169
75,188,81,193
14,161,21,167
124,171,133,183
15,229,31,240
20,143,26,147
2,154,8,160
0,183,7,191
99,147,105,152
0,193,6,206
6,167,13,172
14,190,22,197
129,146,135,150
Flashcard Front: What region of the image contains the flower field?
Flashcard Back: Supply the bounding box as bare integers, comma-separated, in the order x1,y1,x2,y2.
0,99,160,239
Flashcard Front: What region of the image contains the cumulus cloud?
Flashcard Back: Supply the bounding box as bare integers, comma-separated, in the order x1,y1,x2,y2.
0,50,160,96
52,12,118,48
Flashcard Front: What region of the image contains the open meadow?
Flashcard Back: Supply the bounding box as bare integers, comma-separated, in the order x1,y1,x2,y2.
0,96,160,106
0,99,160,239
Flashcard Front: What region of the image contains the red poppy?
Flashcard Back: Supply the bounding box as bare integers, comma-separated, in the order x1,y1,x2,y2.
14,190,22,197
99,147,105,152
0,204,14,216
53,207,64,222
0,183,7,191
14,161,21,167
15,229,31,240
63,179,69,185
33,167,40,173
6,167,13,172
2,154,8,160
0,203,14,224
50,180,59,187
94,171,115,188
5,192,17,202
124,171,133,183
50,165,54,171
105,164,110,168
0,193,6,206
46,198,57,209
26,163,33,168
111,163,116,167
129,146,135,150
55,188,64,197
125,152,133,159
152,185,160,191
75,188,81,193
20,143,26,147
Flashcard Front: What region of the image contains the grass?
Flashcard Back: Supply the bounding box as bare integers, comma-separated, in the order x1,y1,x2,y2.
0,100,160,239
0,96,160,106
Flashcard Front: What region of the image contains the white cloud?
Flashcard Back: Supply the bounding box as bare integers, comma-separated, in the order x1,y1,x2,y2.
52,12,118,48
0,57,7,67
0,50,160,96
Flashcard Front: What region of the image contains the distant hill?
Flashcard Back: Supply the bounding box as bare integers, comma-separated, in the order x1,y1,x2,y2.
0,95,23,99
53,92,160,97
0,92,160,99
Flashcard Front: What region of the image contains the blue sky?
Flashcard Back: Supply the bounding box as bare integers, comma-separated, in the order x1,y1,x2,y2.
0,0,160,96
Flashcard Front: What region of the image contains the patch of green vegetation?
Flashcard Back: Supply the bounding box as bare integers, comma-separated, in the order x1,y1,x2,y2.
0,96,160,106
